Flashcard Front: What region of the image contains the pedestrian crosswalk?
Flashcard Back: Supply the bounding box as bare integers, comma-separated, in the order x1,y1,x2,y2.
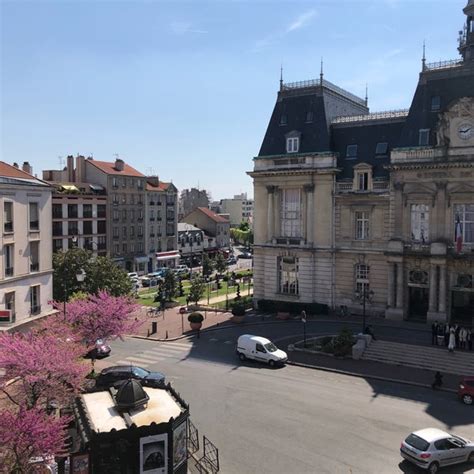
114,340,193,368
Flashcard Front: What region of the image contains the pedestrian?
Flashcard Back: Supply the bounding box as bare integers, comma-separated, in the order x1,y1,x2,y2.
467,329,472,351
454,324,460,347
431,371,443,390
431,321,439,345
301,310,307,320
364,325,377,341
448,328,456,353
459,327,467,350
444,323,450,346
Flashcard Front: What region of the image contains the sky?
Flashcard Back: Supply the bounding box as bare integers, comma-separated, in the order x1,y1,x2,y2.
1,0,469,200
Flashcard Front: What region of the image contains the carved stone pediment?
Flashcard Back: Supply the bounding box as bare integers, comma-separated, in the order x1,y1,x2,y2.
449,182,474,194
445,97,474,119
436,97,474,147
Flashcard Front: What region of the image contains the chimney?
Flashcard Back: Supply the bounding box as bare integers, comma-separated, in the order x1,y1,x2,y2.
22,162,32,174
13,162,19,168
66,155,74,182
114,158,125,172
76,155,85,183
147,176,159,187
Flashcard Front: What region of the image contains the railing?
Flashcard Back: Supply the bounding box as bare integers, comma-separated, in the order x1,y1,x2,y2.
5,267,14,277
332,109,408,124
4,222,13,233
30,262,39,272
337,182,353,192
282,78,366,107
373,181,389,191
30,305,41,316
391,147,445,162
425,59,463,71
188,419,199,456
196,436,220,474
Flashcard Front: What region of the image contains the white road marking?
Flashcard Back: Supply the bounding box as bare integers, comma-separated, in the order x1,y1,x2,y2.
224,340,233,344
126,355,161,364
209,338,219,342
114,360,149,367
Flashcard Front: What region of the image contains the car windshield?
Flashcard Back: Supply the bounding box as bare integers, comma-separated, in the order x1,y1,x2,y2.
405,434,429,451
264,342,278,353
132,367,150,378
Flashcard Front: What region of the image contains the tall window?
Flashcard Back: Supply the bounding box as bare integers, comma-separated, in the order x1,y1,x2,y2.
5,292,15,321
122,226,127,238
97,205,106,218
113,226,119,239
68,204,78,218
280,114,287,126
286,137,299,153
418,129,430,146
305,111,314,123
30,285,41,315
30,241,39,272
4,201,13,232
357,172,369,191
411,204,430,243
280,189,302,237
53,222,63,237
4,244,14,277
355,264,370,296
68,221,78,236
355,211,370,240
279,256,298,295
53,239,63,253
346,144,358,159
83,204,92,218
98,221,106,234
52,204,63,219
431,96,441,112
454,204,474,244
83,221,93,235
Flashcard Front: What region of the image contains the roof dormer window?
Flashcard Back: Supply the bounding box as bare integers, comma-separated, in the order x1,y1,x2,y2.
286,137,299,153
305,111,314,123
418,129,430,146
346,144,358,159
375,142,388,156
280,114,288,126
431,96,441,112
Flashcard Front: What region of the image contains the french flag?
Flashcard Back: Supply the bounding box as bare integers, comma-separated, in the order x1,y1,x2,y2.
455,217,463,253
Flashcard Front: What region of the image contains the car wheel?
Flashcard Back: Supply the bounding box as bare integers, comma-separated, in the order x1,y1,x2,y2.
469,451,474,463
428,462,439,474
268,359,275,367
462,394,473,405
238,352,246,361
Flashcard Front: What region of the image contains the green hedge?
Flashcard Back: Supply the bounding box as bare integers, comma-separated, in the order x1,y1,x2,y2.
257,299,328,315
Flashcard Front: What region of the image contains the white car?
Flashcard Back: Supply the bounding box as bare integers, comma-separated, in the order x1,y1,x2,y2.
400,428,474,473
236,334,287,367
127,272,139,282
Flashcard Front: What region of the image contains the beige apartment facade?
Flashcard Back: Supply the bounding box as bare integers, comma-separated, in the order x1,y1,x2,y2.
0,162,54,328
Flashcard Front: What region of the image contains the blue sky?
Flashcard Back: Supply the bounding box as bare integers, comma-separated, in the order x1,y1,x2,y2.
1,0,468,200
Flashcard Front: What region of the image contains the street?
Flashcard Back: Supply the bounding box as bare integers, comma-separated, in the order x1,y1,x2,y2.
104,328,474,474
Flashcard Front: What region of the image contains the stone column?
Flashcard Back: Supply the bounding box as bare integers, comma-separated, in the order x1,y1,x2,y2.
396,262,404,309
266,186,276,242
393,182,404,240
304,184,315,244
429,264,438,312
438,265,447,313
387,263,395,308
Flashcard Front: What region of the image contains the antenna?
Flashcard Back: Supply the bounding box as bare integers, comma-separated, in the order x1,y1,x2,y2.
58,156,65,169
365,83,369,107
320,57,324,85
280,64,284,91
422,40,426,71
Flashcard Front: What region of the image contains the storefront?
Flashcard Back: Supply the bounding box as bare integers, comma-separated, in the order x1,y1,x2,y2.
155,251,180,270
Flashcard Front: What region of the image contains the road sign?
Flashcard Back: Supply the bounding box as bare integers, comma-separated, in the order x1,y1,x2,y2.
179,307,186,314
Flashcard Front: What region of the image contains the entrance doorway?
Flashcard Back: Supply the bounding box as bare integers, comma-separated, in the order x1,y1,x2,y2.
408,287,429,321
451,291,474,327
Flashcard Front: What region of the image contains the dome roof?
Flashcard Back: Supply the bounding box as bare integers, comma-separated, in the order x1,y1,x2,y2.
114,379,149,411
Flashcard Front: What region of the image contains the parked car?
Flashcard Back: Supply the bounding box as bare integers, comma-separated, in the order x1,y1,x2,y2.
96,365,166,389
141,276,162,287
227,256,237,265
400,428,474,473
458,376,474,405
236,334,287,367
237,251,252,259
86,339,111,359
127,272,139,283
174,264,190,276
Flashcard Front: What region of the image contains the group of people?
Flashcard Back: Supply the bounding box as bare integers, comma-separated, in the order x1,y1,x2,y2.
431,321,472,353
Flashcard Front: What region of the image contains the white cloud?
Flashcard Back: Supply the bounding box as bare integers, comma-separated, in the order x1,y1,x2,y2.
170,22,208,35
286,9,317,33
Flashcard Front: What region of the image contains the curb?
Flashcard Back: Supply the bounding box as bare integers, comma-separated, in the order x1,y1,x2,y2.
286,360,458,393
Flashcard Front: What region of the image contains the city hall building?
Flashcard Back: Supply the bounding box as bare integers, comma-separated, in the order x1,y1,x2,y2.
250,1,474,326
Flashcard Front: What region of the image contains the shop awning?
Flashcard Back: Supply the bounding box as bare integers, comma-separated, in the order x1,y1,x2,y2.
89,184,104,192
156,251,180,261
134,256,149,263
61,184,80,193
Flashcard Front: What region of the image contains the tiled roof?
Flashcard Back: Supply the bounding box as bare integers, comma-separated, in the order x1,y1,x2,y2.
196,207,229,223
146,182,171,192
87,159,144,177
0,161,36,179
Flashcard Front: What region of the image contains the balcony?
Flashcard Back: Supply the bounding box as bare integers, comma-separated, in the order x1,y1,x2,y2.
253,152,338,173
30,305,41,316
4,267,14,277
30,262,39,272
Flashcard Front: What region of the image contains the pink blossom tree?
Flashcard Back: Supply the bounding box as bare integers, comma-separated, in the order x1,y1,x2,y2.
60,290,142,350
0,330,88,409
0,405,70,473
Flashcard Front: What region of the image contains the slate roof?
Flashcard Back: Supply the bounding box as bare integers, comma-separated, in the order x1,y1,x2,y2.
87,159,145,177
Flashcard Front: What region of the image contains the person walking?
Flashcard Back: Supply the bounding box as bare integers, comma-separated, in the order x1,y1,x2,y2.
467,329,472,351
448,328,456,353
444,323,450,346
454,324,460,347
431,371,443,390
431,321,439,345
459,327,467,350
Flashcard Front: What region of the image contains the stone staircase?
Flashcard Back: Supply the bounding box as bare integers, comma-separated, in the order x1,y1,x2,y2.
361,340,474,376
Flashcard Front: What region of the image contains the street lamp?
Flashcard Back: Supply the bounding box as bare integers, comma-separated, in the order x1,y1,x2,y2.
301,310,307,347
63,268,86,319
354,286,374,333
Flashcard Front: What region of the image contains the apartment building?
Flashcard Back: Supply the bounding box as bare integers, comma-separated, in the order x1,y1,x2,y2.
219,193,254,227
0,162,53,328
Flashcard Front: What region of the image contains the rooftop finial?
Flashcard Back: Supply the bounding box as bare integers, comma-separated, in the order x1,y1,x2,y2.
365,83,368,107
422,40,426,71
280,64,283,91
320,57,324,85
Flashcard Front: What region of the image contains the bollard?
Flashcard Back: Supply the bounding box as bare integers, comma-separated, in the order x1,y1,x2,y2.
147,329,150,337
166,330,168,339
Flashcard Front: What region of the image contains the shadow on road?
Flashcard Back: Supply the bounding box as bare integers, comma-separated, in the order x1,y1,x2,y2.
398,459,474,473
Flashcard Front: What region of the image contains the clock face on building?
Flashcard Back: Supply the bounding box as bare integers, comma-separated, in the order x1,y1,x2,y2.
458,122,474,140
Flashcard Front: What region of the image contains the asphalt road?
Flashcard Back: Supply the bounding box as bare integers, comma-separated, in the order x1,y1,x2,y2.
103,331,474,474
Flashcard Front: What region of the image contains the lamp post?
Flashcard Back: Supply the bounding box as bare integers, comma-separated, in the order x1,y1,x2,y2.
301,310,307,347
355,286,374,333
63,268,86,319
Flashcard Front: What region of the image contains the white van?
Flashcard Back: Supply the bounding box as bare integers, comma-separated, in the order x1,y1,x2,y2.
236,334,288,367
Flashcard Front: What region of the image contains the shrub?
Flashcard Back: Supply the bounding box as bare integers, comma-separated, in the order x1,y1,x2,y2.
187,312,204,323
332,328,355,357
231,304,246,317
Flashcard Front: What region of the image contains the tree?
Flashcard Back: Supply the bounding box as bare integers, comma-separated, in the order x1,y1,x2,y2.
0,406,70,473
188,275,205,304
0,329,88,409
53,248,133,302
178,277,185,297
163,271,177,301
60,291,141,351
215,253,227,275
202,254,213,278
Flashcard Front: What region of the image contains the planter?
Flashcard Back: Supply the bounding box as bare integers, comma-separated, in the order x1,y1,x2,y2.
231,315,245,323
190,322,202,331
276,311,290,320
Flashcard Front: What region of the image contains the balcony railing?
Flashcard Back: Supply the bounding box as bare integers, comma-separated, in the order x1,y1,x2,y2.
332,109,409,124
425,59,463,71
4,222,13,233
30,305,41,316
29,221,39,231
5,267,14,277
30,262,39,272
